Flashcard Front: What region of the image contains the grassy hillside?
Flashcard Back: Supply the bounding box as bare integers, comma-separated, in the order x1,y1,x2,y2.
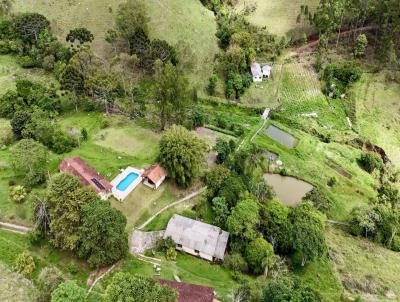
13,0,219,88
327,226,400,301
235,0,319,37
351,72,400,167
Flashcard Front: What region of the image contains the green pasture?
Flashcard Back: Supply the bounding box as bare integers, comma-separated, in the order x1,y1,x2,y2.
351,72,400,167
235,0,319,38
13,0,219,90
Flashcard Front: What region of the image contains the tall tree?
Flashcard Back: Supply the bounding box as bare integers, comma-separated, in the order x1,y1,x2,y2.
78,201,128,268
155,62,191,129
245,237,275,275
115,0,149,53
289,201,326,265
12,13,50,43
46,173,98,251
159,125,207,187
11,139,48,186
227,198,260,248
66,27,94,45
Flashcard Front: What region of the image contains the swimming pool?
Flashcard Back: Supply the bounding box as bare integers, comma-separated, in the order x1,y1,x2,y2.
111,167,144,201
116,172,140,191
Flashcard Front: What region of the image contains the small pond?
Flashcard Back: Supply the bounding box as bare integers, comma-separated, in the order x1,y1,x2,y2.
265,125,298,149
264,174,313,206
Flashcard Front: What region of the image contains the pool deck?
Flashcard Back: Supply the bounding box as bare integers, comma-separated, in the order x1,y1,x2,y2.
111,167,144,201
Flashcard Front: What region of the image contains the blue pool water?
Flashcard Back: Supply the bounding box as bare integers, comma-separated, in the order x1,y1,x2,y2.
116,172,139,191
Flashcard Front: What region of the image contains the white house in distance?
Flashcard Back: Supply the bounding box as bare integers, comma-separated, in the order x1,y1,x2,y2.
142,164,167,189
163,214,229,262
251,61,272,82
250,61,263,82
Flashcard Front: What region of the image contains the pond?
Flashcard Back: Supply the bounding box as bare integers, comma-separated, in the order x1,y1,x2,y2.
264,174,313,206
265,125,298,148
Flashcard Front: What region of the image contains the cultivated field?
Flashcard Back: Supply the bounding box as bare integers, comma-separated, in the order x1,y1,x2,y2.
235,0,319,37
13,0,219,88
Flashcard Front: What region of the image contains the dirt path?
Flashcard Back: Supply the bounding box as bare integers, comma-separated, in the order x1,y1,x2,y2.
297,26,376,53
137,187,207,230
0,222,32,234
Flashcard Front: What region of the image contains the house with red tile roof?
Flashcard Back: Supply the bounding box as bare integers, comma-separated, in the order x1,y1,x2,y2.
142,164,167,189
59,157,112,200
159,280,216,302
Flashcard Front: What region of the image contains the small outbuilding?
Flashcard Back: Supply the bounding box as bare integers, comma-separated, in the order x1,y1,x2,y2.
142,164,167,189
164,214,229,262
59,157,112,200
250,61,263,82
262,64,272,78
159,280,215,302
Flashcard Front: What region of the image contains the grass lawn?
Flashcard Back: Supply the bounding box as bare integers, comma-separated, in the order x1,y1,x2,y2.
0,229,90,287
111,182,176,231
254,120,376,220
195,126,237,147
0,55,56,95
235,0,319,38
326,226,400,301
142,196,199,231
13,0,219,90
91,253,241,301
294,257,343,302
351,72,400,167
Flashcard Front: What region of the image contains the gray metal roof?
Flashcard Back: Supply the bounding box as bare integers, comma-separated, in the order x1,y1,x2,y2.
250,62,262,77
164,214,229,260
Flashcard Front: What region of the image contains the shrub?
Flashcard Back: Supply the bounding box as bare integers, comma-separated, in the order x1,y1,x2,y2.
323,63,361,98
15,252,36,276
303,188,332,213
207,74,218,96
166,247,177,261
67,264,79,275
38,266,65,302
28,229,45,246
223,253,248,273
51,280,86,302
359,152,383,173
156,236,175,253
9,185,28,203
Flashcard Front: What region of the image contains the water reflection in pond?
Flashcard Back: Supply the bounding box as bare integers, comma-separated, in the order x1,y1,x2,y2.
264,174,313,206
265,125,298,148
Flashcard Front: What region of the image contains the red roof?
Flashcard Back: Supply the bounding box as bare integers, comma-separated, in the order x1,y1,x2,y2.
142,164,167,184
59,157,112,193
159,280,214,302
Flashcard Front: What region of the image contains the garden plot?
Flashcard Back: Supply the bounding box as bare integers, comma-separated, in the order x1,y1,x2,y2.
195,127,237,147
279,63,348,131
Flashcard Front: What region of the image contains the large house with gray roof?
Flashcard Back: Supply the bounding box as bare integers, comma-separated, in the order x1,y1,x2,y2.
163,214,229,262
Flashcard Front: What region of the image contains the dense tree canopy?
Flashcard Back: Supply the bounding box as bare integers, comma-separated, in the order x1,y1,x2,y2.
245,237,275,275
78,200,128,268
51,281,86,302
263,277,321,302
159,125,207,187
105,273,177,302
155,63,190,129
227,198,260,248
46,173,98,251
289,202,326,265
